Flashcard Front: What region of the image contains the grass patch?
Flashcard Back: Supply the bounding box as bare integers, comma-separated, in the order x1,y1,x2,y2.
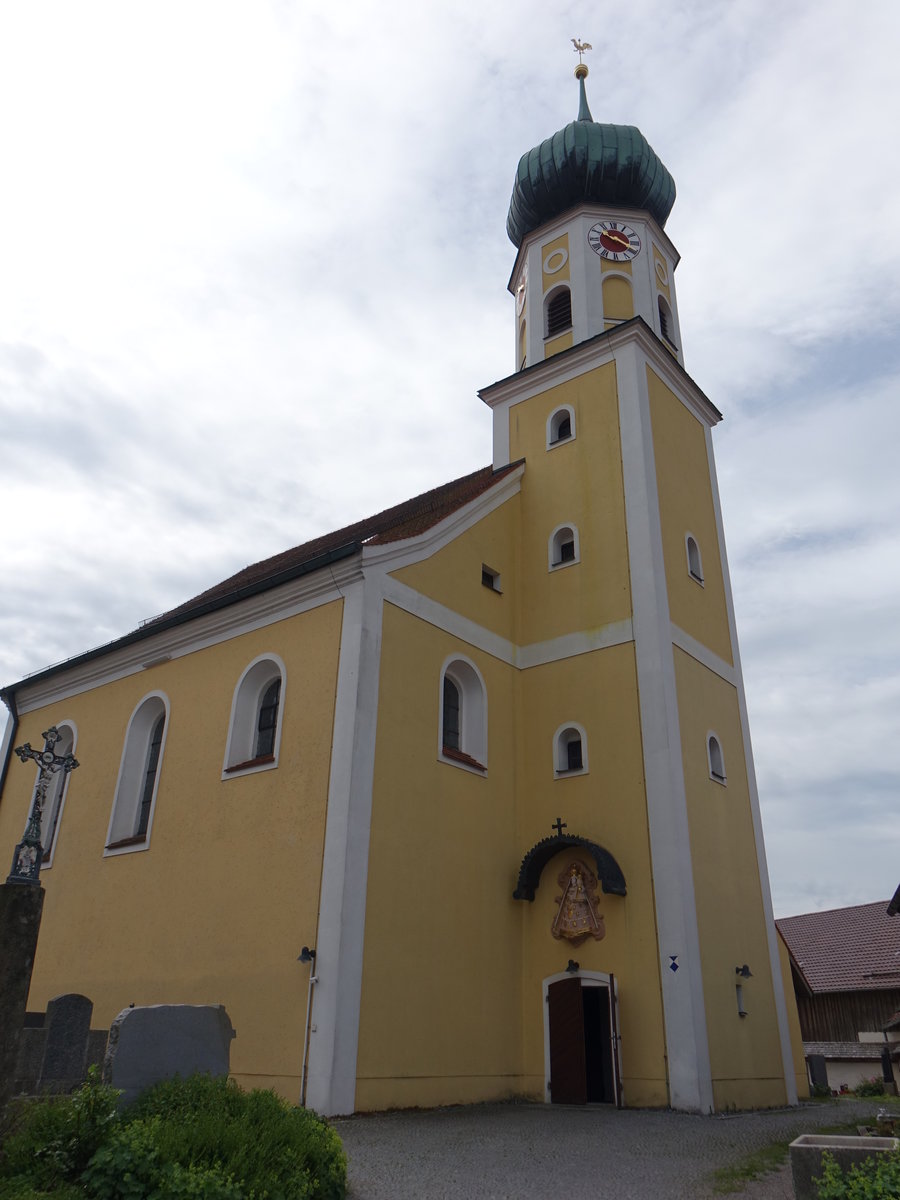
711,1100,900,1195
712,1138,795,1194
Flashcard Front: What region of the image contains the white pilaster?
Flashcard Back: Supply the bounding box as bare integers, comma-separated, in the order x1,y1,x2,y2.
305,576,384,1115
615,341,714,1113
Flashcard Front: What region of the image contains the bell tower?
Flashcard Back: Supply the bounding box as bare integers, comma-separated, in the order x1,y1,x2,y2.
481,55,800,1113
508,64,683,371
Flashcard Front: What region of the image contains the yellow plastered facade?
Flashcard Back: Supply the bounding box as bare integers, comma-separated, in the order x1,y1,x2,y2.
0,602,343,1099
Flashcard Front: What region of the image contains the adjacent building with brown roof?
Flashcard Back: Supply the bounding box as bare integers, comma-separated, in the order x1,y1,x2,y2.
777,902,900,1092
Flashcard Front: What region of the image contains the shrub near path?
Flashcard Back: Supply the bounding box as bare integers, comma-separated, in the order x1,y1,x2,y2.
0,1071,347,1200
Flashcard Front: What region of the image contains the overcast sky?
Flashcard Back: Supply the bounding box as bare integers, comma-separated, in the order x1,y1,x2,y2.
1,0,898,918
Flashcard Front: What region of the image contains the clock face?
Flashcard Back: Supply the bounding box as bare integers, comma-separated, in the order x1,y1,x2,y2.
588,221,641,261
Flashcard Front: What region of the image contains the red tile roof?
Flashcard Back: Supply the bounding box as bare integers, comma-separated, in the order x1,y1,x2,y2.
777,902,900,994
145,462,521,628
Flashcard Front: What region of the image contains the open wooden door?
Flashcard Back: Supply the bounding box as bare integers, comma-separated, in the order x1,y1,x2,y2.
548,977,587,1104
608,972,623,1108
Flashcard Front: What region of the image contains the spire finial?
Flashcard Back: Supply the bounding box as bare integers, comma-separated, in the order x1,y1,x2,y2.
571,38,593,121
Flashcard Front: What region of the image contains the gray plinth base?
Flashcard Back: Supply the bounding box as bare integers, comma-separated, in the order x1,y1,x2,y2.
789,1133,900,1200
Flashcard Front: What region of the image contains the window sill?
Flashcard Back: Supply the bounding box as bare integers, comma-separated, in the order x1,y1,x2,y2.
105,835,148,852
547,435,574,450
555,767,587,777
549,558,579,571
689,571,705,586
440,746,487,773
709,772,727,786
224,754,276,775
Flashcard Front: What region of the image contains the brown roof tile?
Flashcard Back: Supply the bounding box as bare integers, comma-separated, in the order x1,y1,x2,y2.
777,902,900,994
145,462,521,627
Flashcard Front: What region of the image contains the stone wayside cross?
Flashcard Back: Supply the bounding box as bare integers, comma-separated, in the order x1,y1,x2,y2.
7,727,79,885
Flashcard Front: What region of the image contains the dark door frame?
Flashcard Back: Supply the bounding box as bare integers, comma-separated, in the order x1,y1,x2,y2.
543,969,623,1106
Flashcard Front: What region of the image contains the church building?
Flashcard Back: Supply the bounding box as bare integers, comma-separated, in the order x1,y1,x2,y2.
0,65,807,1114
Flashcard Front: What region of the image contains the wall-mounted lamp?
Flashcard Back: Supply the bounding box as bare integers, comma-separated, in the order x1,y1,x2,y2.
298,946,317,964
735,964,752,979
565,959,580,974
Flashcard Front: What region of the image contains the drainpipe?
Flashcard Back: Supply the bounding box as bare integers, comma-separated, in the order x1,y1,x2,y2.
298,946,317,1107
0,690,20,806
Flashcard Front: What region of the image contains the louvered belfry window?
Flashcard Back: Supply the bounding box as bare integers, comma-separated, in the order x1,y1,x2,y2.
546,288,572,338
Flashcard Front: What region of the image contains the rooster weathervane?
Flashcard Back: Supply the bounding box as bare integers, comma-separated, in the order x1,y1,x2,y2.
571,37,592,64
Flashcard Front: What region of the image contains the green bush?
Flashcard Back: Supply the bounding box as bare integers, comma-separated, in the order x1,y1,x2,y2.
854,1077,885,1098
81,1118,243,1200
0,1180,84,1199
816,1148,900,1198
0,1066,120,1188
123,1075,346,1200
1,1072,346,1200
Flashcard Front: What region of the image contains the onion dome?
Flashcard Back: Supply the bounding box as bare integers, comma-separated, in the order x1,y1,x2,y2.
506,66,676,248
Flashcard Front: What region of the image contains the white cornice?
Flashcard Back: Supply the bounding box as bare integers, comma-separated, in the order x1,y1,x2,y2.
670,624,736,685
11,469,525,716
479,319,721,429
361,465,524,573
14,557,363,714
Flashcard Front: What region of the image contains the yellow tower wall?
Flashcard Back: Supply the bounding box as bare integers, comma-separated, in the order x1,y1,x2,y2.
647,367,788,1108
0,600,344,1101
506,362,632,647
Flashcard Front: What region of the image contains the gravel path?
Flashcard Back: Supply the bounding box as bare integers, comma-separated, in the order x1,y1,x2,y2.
333,1098,882,1199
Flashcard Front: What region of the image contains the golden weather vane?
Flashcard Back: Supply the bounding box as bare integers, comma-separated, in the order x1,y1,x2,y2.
571,37,592,65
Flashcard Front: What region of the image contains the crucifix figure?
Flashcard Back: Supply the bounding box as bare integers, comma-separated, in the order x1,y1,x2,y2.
7,727,79,885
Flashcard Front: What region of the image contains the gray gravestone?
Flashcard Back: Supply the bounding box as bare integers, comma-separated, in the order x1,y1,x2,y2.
40,993,93,1093
104,1004,236,1105
807,1053,829,1091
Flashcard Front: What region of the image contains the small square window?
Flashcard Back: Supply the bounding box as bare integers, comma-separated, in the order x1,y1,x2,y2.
482,565,501,592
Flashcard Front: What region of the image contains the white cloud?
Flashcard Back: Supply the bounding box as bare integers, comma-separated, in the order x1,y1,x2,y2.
1,0,899,918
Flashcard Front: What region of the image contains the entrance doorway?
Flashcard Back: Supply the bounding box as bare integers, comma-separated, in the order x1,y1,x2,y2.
545,973,622,1105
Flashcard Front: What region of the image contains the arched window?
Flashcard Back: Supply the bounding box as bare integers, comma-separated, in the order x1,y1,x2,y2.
34,721,76,868
549,524,580,570
106,694,169,852
658,296,677,348
547,405,575,448
545,287,572,338
686,534,704,583
439,656,487,772
707,733,726,784
518,320,527,370
223,655,286,776
554,723,588,776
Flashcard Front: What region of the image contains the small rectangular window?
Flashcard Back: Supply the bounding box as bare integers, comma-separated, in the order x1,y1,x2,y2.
481,565,501,592
567,739,583,771
559,540,575,563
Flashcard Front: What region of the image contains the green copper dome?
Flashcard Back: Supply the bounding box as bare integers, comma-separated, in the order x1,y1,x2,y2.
506,74,676,248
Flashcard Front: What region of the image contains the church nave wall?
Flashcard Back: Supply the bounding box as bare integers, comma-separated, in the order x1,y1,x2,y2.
3,598,345,1103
